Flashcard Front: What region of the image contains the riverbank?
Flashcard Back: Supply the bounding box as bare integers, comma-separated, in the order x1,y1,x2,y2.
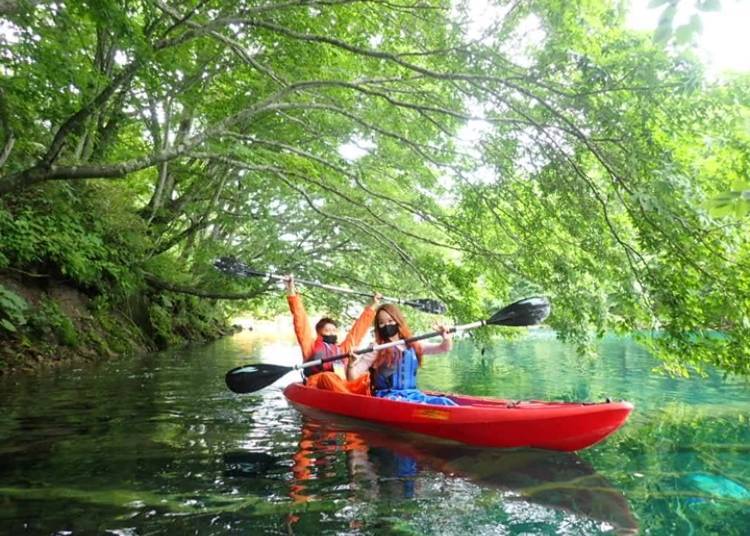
0,271,234,374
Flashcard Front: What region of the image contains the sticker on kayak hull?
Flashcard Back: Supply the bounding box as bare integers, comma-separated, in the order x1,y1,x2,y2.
412,408,450,420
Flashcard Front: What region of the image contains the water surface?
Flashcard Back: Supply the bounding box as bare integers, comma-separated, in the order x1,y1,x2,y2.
1,330,748,534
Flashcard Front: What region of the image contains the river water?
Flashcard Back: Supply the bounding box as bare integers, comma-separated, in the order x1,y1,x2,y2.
1,330,748,534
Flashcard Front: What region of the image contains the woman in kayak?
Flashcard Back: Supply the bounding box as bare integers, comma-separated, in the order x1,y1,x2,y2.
348,303,456,405
285,274,380,394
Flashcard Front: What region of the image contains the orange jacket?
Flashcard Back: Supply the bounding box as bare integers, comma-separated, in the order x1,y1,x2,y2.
287,294,375,361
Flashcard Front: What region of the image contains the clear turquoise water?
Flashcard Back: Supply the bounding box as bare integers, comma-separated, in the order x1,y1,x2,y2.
1,330,748,534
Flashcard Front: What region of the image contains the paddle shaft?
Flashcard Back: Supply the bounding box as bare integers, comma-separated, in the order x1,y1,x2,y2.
296,320,485,372
234,267,417,306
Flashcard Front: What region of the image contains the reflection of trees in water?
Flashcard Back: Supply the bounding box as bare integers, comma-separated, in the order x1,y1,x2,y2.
0,352,171,487
429,334,750,410
271,412,639,535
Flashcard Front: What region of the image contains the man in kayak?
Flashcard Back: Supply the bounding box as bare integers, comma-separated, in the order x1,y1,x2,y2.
285,274,380,394
347,303,456,405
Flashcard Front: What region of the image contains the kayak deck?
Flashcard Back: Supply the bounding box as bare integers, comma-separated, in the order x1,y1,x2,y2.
283,382,633,452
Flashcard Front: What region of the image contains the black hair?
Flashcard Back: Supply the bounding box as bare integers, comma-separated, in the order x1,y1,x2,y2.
315,317,338,333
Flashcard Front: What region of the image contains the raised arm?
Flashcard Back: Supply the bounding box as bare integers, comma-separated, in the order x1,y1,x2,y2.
285,275,315,360
340,292,381,353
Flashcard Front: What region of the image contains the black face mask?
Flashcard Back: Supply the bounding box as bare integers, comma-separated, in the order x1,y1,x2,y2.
322,334,338,345
378,324,399,339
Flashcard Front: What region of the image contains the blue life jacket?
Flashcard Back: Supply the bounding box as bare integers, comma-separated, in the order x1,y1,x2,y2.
372,347,418,391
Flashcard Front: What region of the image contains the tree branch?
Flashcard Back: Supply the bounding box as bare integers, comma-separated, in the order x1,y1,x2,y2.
144,273,268,300
41,62,140,167
0,87,15,168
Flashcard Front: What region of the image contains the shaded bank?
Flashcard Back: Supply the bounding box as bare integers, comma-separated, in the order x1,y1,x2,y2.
0,271,233,374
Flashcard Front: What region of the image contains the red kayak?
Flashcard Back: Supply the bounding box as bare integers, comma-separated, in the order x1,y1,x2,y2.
283,382,633,452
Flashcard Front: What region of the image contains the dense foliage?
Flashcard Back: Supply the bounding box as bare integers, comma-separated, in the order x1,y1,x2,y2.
0,0,748,374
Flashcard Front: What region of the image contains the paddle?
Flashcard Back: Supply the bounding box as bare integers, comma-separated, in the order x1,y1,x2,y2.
214,257,447,315
225,296,551,394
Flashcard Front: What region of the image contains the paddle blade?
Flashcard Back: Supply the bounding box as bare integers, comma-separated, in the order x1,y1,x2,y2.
214,257,266,278
404,298,448,315
488,296,551,327
225,364,292,394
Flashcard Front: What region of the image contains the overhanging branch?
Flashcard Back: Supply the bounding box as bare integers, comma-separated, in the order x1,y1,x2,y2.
144,273,268,300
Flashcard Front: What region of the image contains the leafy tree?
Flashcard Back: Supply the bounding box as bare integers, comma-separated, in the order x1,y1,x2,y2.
1,0,748,374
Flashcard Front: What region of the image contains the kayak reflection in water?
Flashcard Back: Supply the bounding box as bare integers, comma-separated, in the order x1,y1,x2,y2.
284,414,639,535
347,303,455,405
289,421,372,505
286,420,418,534
284,274,381,394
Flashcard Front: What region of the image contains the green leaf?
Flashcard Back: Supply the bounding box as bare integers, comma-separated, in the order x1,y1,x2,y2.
653,24,673,43
697,0,721,12
706,188,750,218
0,318,17,332
674,24,695,44
673,14,702,44
688,13,703,33
653,4,677,43
658,4,678,25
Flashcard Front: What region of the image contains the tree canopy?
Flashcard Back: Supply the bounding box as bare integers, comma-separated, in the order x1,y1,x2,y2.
1,0,748,375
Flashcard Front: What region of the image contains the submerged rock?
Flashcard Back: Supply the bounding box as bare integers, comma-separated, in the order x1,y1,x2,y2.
682,472,750,500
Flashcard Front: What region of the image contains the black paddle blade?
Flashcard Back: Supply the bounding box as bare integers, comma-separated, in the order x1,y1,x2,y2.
215,256,240,274
488,296,551,327
225,364,292,394
404,298,448,315
214,257,265,278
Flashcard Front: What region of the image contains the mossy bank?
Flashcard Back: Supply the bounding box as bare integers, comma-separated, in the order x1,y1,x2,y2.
0,185,234,374
0,272,234,374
